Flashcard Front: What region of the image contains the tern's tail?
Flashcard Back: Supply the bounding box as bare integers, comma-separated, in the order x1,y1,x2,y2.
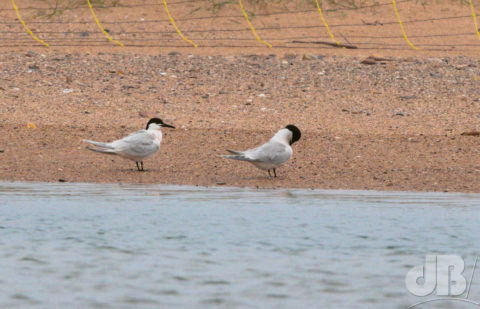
220,150,253,162
83,139,116,154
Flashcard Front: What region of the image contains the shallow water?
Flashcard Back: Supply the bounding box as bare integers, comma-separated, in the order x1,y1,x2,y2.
1,182,480,308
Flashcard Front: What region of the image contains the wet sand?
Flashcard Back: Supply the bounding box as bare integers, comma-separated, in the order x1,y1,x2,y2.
2,124,480,192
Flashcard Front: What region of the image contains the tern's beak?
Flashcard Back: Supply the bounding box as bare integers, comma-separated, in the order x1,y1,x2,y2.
162,123,175,129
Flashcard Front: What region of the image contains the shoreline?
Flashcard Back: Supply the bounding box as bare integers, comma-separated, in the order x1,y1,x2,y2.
1,52,480,193
4,179,480,197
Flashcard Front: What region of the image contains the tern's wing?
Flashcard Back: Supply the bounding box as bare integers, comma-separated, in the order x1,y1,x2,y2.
111,130,159,157
244,140,291,164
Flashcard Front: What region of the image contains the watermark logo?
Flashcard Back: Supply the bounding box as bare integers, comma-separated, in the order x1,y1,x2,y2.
406,255,478,308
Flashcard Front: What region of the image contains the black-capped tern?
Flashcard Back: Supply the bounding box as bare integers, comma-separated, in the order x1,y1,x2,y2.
83,118,175,171
220,125,301,177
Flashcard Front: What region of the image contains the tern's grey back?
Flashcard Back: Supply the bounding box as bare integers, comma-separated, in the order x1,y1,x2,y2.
110,129,160,160
246,140,292,165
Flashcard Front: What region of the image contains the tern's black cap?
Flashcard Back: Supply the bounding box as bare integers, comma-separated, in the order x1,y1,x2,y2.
146,118,175,129
285,125,301,145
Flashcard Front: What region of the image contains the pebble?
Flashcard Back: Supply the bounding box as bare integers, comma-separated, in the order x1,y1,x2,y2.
399,95,416,100
302,54,317,61
361,57,377,65
427,57,443,64
63,88,73,94
138,110,150,118
25,51,36,57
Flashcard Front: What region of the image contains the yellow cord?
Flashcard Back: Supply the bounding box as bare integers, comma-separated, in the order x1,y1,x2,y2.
315,0,341,45
87,0,123,46
238,0,272,48
392,0,418,50
163,0,197,47
469,0,480,41
11,0,48,47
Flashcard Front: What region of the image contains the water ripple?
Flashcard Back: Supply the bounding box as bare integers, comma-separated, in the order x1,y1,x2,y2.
0,182,479,308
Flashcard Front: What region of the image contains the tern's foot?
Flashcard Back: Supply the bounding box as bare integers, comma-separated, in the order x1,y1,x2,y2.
135,161,146,171
267,169,277,178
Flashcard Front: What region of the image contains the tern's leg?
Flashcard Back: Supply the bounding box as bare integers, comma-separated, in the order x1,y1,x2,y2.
273,168,277,178
268,169,272,177
141,161,144,171
136,162,141,171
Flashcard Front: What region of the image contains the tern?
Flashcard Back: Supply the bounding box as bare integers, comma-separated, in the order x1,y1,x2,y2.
83,118,175,171
220,125,301,177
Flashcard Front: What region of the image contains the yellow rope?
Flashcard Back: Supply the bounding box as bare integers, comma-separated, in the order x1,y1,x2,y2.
11,0,48,47
238,0,272,48
163,0,197,47
86,0,123,46
392,0,418,50
314,0,341,45
469,0,480,41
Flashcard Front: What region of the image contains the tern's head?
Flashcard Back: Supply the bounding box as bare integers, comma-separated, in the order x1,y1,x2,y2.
146,118,175,130
285,125,301,145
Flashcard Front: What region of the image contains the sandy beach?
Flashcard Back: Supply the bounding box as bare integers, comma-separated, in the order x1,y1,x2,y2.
1,0,480,191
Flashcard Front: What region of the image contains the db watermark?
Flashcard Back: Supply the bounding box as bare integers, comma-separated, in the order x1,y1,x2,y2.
406,255,479,308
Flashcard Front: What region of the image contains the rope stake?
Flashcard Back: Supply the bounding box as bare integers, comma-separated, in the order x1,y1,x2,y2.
87,0,123,46
315,0,341,45
11,0,48,47
238,0,272,48
469,0,480,41
163,0,197,47
392,0,418,50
